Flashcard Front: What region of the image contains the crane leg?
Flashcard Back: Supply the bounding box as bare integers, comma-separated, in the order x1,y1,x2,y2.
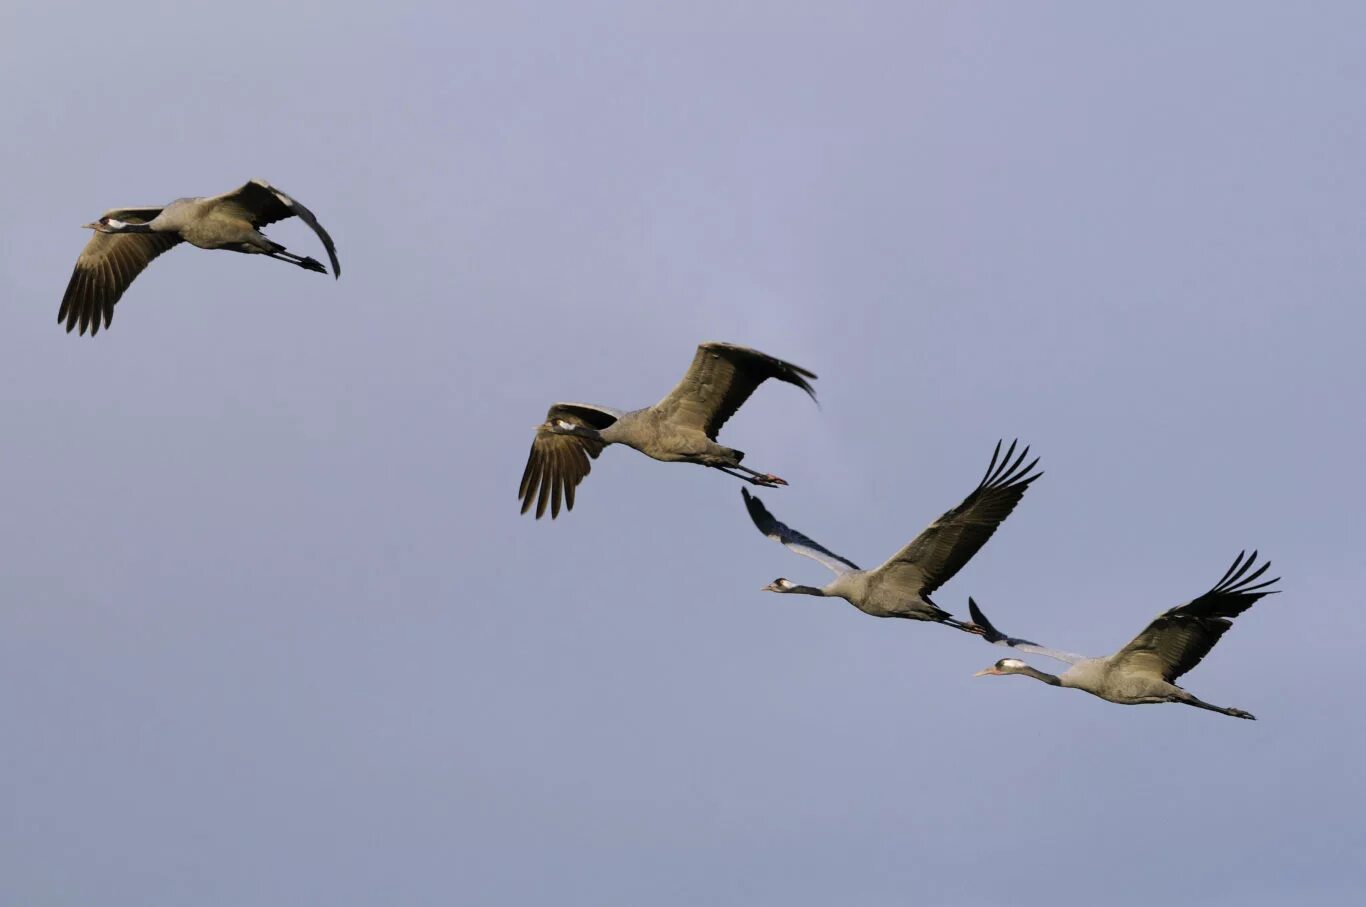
1179,694,1256,720
732,464,788,485
712,465,787,487
943,616,986,635
266,249,327,274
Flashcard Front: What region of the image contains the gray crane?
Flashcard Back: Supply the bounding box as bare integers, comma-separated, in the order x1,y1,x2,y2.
743,440,1040,633
971,550,1278,719
59,179,340,335
519,341,817,519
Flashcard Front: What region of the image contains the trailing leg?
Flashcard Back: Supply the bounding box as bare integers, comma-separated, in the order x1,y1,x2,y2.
266,249,327,274
711,464,786,487
731,463,788,486
1179,692,1255,720
943,615,986,635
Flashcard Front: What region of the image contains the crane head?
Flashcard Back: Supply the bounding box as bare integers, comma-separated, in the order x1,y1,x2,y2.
974,658,1028,676
85,217,129,233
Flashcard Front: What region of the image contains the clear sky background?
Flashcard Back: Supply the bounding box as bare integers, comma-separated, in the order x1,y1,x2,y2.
2,2,1363,904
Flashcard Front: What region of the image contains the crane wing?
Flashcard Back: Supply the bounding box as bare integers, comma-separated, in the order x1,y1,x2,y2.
213,179,341,278
872,440,1041,598
518,403,620,519
58,210,181,336
741,489,861,576
1112,551,1279,682
967,597,1087,665
653,342,816,439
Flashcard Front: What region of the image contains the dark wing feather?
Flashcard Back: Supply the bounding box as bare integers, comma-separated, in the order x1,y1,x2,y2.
1113,551,1280,681
741,488,861,575
875,440,1042,597
214,179,341,277
58,213,181,336
654,342,816,439
1165,549,1280,621
518,404,618,519
968,597,1087,665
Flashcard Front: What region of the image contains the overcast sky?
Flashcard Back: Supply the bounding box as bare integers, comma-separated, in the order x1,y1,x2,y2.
2,2,1364,904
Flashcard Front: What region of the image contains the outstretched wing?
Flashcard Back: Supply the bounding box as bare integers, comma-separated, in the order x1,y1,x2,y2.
212,179,341,278
968,597,1087,665
654,342,817,439
741,489,861,576
874,440,1042,598
1112,551,1279,682
58,208,181,336
518,403,620,519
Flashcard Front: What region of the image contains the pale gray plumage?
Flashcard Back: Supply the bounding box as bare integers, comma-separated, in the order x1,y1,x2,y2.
59,179,340,336
746,440,1041,633
972,551,1279,719
518,342,817,519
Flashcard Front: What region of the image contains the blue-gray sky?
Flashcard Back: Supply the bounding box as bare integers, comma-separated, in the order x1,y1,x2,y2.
2,2,1363,904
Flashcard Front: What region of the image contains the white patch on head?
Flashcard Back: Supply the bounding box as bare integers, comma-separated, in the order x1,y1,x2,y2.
1001,658,1027,669
776,579,795,589
105,218,127,228
555,419,574,430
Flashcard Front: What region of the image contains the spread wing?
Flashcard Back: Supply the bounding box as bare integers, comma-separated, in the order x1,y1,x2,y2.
653,342,816,439
58,208,180,336
741,489,861,576
1112,551,1279,682
211,179,340,277
968,597,1087,665
518,403,620,519
873,440,1042,598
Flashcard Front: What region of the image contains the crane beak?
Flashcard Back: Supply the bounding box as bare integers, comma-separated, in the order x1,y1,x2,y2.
973,667,999,677
82,222,101,230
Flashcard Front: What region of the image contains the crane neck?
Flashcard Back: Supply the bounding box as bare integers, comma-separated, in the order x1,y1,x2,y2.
781,584,828,596
1017,665,1063,686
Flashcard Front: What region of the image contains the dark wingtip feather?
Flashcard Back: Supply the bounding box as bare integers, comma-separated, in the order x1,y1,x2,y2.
977,439,1044,492
775,364,818,403
1235,558,1272,591
967,597,1005,643
1210,550,1280,597
535,459,554,519
1213,550,1250,590
979,440,1004,487
741,487,775,532
1000,442,1028,484
518,447,537,502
